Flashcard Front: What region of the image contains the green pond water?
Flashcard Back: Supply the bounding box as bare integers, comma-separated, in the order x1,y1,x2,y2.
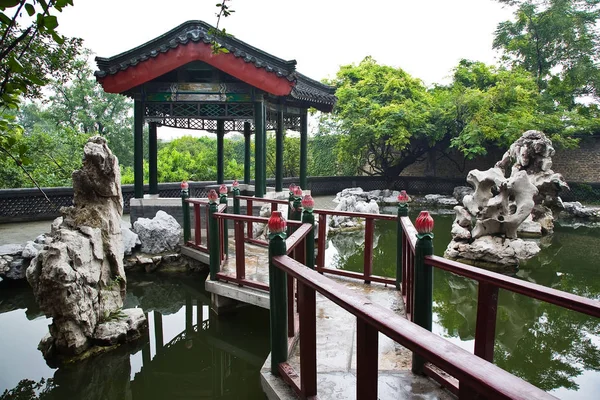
1,213,599,399
326,211,600,399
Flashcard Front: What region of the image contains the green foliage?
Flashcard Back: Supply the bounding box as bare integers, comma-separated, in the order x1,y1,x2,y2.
494,0,600,108
0,0,81,189
0,378,55,400
266,133,299,178
308,133,355,176
122,135,248,184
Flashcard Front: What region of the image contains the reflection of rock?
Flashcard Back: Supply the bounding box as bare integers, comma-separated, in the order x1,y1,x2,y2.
444,131,567,267
0,279,43,319
134,210,181,254
329,230,380,259
26,136,144,362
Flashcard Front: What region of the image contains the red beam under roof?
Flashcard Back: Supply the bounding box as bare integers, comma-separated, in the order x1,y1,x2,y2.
97,40,295,96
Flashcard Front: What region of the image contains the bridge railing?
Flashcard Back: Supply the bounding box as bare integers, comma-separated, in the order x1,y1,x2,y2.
268,217,557,400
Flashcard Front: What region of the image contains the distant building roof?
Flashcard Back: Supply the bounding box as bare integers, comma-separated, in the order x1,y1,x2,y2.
95,20,336,112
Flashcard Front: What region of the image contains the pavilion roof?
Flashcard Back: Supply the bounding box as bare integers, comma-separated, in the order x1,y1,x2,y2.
94,20,336,112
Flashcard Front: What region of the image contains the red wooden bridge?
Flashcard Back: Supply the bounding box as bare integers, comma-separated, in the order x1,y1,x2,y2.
181,191,600,400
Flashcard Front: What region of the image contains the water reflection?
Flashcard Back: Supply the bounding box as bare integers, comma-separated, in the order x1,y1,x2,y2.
0,273,270,400
327,213,600,399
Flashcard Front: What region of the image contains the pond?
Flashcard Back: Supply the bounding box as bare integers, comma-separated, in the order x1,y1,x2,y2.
1,213,599,399
0,272,271,400
326,211,600,399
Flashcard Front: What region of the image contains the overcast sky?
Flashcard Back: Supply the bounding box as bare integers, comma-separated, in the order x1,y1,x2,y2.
56,0,515,138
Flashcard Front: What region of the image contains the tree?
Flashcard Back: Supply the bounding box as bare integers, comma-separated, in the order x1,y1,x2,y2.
35,50,134,167
326,57,439,181
494,0,600,109
0,0,81,192
324,57,565,179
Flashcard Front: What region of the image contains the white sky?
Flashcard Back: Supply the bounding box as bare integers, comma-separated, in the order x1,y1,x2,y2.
56,0,515,139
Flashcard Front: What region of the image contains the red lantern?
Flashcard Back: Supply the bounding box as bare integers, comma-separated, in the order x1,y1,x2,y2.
268,211,287,234
207,189,218,203
398,190,409,204
301,194,315,210
415,211,434,234
180,180,189,190
293,186,303,197
289,183,296,192
219,184,228,194
232,179,239,188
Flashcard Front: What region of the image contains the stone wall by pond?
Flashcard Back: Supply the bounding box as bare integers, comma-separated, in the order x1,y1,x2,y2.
400,135,600,183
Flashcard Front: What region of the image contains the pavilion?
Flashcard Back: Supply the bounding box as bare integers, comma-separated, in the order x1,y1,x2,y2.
94,20,337,200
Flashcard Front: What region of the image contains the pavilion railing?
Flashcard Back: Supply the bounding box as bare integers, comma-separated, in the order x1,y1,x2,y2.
184,194,600,397
269,220,557,400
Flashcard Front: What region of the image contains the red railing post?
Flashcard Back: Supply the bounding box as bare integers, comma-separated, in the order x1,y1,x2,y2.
205,203,210,248
317,213,326,270
298,281,317,398
363,218,374,284
194,203,201,246
287,274,295,337
235,220,245,282
247,199,253,239
474,282,499,362
356,319,378,399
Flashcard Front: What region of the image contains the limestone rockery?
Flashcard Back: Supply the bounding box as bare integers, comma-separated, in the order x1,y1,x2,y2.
26,136,146,362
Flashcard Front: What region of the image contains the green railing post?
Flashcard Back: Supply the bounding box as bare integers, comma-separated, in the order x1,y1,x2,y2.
232,180,240,215
412,211,434,375
301,193,315,269
208,190,220,281
268,211,288,374
181,181,191,243
219,184,228,257
396,190,409,290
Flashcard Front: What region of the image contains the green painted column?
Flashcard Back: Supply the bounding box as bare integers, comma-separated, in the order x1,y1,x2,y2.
411,211,434,375
244,122,251,184
181,181,190,243
396,193,409,290
149,122,158,195
134,99,144,199
300,111,308,189
302,195,315,270
219,188,228,258
254,100,265,198
262,122,267,195
268,211,288,374
275,110,284,192
217,120,225,184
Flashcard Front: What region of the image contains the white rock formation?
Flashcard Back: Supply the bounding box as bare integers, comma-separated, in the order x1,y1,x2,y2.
26,136,146,361
121,224,141,256
444,131,567,267
330,189,380,233
133,210,181,254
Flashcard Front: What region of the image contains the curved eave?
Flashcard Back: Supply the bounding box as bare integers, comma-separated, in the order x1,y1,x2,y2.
96,41,295,96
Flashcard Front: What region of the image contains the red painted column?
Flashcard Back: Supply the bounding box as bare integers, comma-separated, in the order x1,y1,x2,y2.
356,319,378,399
474,282,499,362
298,281,317,397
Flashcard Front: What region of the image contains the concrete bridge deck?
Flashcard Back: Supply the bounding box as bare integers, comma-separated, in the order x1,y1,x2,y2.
205,242,453,399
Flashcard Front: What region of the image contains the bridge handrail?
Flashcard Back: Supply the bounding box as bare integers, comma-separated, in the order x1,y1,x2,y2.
272,254,556,400
235,195,289,205
426,255,600,317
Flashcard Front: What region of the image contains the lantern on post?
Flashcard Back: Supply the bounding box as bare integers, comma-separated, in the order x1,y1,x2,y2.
397,190,409,217
207,189,218,204
290,186,303,235
412,210,435,375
